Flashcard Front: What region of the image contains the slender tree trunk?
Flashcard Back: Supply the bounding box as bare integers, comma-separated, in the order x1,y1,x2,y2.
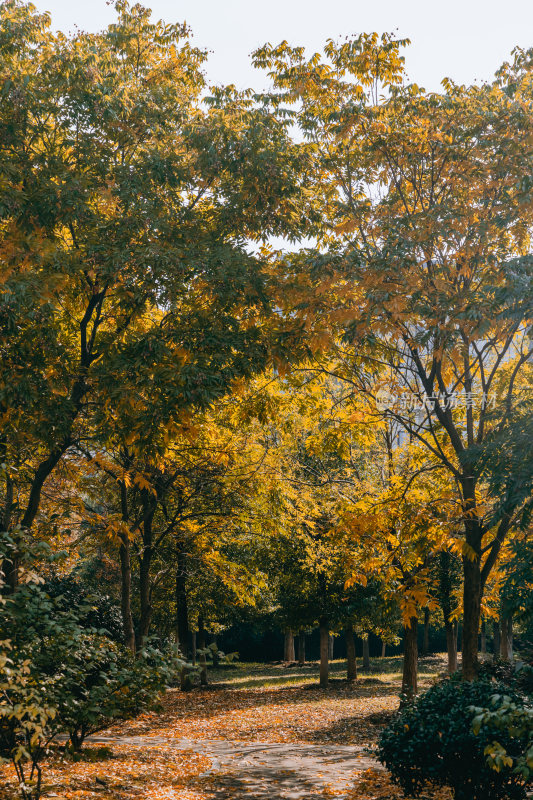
345,623,357,682
319,619,329,688
500,613,513,661
180,665,193,691
438,550,458,674
328,634,334,661
191,632,197,666
198,615,208,686
138,545,153,650
381,641,386,658
297,631,306,665
119,535,136,654
362,635,370,670
1,471,16,592
462,553,481,680
212,635,220,667
480,619,486,654
284,629,295,662
119,482,135,654
137,490,156,650
445,620,458,674
402,616,418,699
493,620,501,660
422,607,430,656
176,547,189,660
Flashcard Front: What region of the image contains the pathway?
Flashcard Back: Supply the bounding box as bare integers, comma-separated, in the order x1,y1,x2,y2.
86,734,382,799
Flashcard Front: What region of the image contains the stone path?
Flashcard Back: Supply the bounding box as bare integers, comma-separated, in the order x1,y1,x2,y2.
87,734,382,799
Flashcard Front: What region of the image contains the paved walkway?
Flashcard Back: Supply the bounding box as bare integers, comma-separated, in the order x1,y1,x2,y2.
87,734,382,799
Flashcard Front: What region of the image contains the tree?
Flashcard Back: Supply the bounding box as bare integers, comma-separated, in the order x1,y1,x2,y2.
255,34,533,679
0,0,310,590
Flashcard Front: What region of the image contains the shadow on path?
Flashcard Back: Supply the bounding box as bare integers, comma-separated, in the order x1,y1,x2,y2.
86,734,382,800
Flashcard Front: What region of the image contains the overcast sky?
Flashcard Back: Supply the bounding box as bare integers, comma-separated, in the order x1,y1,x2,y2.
32,0,533,93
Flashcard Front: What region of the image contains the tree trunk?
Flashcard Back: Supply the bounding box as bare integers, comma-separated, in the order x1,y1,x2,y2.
381,641,386,658
137,491,156,650
402,616,418,699
422,607,430,656
138,545,152,649
1,472,17,593
328,634,334,661
493,620,501,659
297,631,306,665
480,619,486,654
198,615,208,686
284,629,295,662
176,547,189,660
319,619,329,688
191,632,197,666
119,482,135,654
212,636,220,667
180,666,193,691
345,624,357,682
438,549,459,674
462,553,481,680
119,535,136,654
362,635,370,671
445,620,458,674
500,613,513,661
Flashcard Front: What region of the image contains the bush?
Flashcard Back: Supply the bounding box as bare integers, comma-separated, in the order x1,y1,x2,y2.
378,678,531,800
0,640,57,800
4,579,179,751
471,696,533,782
0,531,181,800
478,658,533,696
42,574,124,643
38,633,176,750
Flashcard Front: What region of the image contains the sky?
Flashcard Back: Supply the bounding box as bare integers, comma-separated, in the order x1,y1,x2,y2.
33,0,533,93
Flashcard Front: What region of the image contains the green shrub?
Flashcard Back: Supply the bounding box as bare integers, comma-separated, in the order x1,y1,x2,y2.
0,640,56,800
378,678,531,800
42,574,124,643
0,531,181,800
4,579,179,751
40,634,176,750
478,658,533,696
471,696,533,782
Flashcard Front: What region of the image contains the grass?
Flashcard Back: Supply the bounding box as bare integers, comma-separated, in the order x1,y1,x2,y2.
207,653,447,690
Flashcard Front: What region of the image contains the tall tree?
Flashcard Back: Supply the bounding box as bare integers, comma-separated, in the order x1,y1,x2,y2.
0,1,309,586
255,34,533,679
